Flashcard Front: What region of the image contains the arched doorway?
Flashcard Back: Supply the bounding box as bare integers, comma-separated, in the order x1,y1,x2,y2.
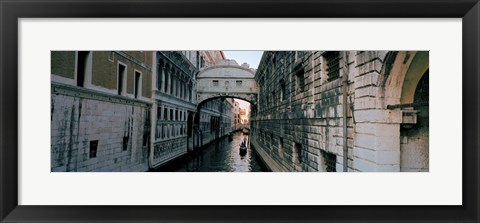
400,70,429,171
382,51,429,172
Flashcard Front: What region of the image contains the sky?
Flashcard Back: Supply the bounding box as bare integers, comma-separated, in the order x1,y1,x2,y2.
223,51,264,69
234,99,251,112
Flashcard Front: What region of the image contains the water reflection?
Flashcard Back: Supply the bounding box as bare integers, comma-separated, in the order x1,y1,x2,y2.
156,132,266,172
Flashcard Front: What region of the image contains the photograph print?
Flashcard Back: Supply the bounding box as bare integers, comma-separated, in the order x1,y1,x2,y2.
51,51,429,172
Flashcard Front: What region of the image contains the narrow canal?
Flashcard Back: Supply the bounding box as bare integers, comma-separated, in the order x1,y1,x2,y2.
155,131,268,172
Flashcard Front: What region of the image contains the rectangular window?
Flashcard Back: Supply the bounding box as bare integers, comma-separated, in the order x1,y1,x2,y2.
280,80,286,101
170,110,173,121
279,137,284,157
134,70,141,99
76,51,90,87
213,80,219,87
295,70,305,93
236,80,242,87
164,69,169,93
157,66,163,92
89,140,98,158
117,63,126,95
294,143,303,164
324,51,341,81
164,108,168,120
122,136,129,151
321,150,337,172
270,133,274,147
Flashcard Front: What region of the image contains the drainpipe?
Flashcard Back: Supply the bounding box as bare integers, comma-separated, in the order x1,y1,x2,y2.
342,52,349,172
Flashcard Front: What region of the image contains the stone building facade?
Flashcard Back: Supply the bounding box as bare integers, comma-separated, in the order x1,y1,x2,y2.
150,51,199,169
197,98,234,146
51,50,239,171
232,100,242,131
51,51,152,172
250,51,429,172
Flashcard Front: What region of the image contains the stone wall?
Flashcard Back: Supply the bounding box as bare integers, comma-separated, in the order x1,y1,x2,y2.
198,98,233,147
251,51,429,172
51,84,150,172
150,51,199,169
51,51,153,172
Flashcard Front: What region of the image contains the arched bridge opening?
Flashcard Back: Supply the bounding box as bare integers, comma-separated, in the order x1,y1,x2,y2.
196,59,258,106
192,59,258,150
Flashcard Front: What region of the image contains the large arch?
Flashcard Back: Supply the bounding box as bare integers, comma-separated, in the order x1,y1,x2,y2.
381,51,429,172
197,95,257,110
380,51,429,107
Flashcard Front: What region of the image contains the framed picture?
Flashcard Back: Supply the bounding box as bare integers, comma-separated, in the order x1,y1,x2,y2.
1,0,478,222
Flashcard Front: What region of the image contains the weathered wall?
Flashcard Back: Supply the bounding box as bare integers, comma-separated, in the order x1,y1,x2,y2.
251,51,429,172
198,98,233,147
51,51,75,78
51,51,153,172
91,51,152,98
51,85,150,172
400,70,429,172
150,51,199,169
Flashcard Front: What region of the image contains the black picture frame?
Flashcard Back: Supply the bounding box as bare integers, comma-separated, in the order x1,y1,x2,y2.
1,0,478,222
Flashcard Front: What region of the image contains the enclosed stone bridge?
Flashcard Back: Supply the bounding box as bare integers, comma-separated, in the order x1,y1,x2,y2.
196,60,258,107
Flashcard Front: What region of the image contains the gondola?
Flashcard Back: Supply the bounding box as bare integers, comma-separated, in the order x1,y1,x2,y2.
239,142,247,156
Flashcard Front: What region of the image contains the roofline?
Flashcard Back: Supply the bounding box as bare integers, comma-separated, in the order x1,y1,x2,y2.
198,63,256,77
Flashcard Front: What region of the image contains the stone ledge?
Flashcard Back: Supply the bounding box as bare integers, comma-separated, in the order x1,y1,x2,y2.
52,82,151,108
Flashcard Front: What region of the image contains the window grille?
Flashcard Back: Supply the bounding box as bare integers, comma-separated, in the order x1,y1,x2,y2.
212,80,219,87
321,150,337,172
324,51,341,81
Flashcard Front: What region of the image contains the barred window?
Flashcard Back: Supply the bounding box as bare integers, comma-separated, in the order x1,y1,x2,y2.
236,80,242,87
324,51,341,81
321,150,337,172
212,80,219,87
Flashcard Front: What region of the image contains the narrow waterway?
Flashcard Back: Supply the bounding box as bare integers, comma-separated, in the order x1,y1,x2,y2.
155,131,268,172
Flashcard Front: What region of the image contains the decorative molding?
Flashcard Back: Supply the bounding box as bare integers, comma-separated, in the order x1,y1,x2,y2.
115,51,152,71
51,82,152,108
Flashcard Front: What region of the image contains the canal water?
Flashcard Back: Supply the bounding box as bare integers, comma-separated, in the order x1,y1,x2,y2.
155,131,268,172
